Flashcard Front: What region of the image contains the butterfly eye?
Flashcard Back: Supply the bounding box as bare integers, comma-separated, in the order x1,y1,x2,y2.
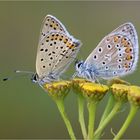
77,63,82,68
31,74,38,83
76,61,83,68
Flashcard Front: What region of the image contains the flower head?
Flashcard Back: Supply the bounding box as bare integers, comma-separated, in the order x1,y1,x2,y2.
72,78,90,94
128,86,140,107
111,84,129,102
43,81,71,100
79,82,109,102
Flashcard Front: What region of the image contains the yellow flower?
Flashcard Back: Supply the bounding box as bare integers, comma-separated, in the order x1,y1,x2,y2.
111,84,130,102
72,78,90,94
43,81,71,100
79,82,109,101
128,86,140,107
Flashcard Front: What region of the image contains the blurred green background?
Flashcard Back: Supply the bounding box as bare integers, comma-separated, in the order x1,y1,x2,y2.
0,1,140,139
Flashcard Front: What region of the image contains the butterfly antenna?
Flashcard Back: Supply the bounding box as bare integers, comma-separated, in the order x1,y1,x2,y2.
14,70,34,74
2,70,34,82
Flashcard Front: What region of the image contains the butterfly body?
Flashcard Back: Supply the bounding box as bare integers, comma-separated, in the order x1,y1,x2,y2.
75,22,139,82
33,15,81,85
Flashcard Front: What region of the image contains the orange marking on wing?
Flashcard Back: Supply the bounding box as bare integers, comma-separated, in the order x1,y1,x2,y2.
63,38,68,44
126,54,133,61
124,63,129,68
113,36,120,43
125,47,132,53
121,37,128,47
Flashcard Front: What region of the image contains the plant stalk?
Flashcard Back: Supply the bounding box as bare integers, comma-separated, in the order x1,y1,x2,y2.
55,99,76,140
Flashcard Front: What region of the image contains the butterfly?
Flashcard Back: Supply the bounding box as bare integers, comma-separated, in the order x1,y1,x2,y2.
75,22,138,82
31,15,82,85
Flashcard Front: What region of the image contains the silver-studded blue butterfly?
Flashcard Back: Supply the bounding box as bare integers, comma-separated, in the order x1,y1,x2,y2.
75,22,138,82
31,15,82,85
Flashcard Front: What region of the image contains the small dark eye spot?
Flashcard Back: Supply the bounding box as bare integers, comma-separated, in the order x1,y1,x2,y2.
102,61,106,65
43,65,45,68
105,66,109,70
45,49,48,52
119,59,122,62
98,47,102,53
113,71,116,75
41,59,43,61
40,49,44,51
107,44,111,49
119,53,122,57
93,55,97,59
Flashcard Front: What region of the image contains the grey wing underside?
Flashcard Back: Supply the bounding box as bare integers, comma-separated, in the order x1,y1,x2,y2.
85,22,138,79
39,14,69,43
36,31,82,80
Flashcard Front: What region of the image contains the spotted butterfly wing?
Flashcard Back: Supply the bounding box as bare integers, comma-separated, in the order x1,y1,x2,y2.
36,31,81,81
36,15,81,83
39,15,69,42
85,22,138,79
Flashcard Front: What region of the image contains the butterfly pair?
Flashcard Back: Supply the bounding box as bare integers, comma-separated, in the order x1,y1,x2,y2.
32,15,139,86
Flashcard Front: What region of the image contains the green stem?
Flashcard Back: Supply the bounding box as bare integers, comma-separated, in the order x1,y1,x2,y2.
94,101,122,137
87,100,97,139
78,95,87,139
113,104,138,140
95,94,114,139
55,99,76,140
99,94,114,125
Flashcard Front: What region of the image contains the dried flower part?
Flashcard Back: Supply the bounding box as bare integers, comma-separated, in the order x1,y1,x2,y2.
128,86,140,107
107,78,130,86
79,82,109,101
111,84,129,102
43,81,71,100
72,78,90,94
